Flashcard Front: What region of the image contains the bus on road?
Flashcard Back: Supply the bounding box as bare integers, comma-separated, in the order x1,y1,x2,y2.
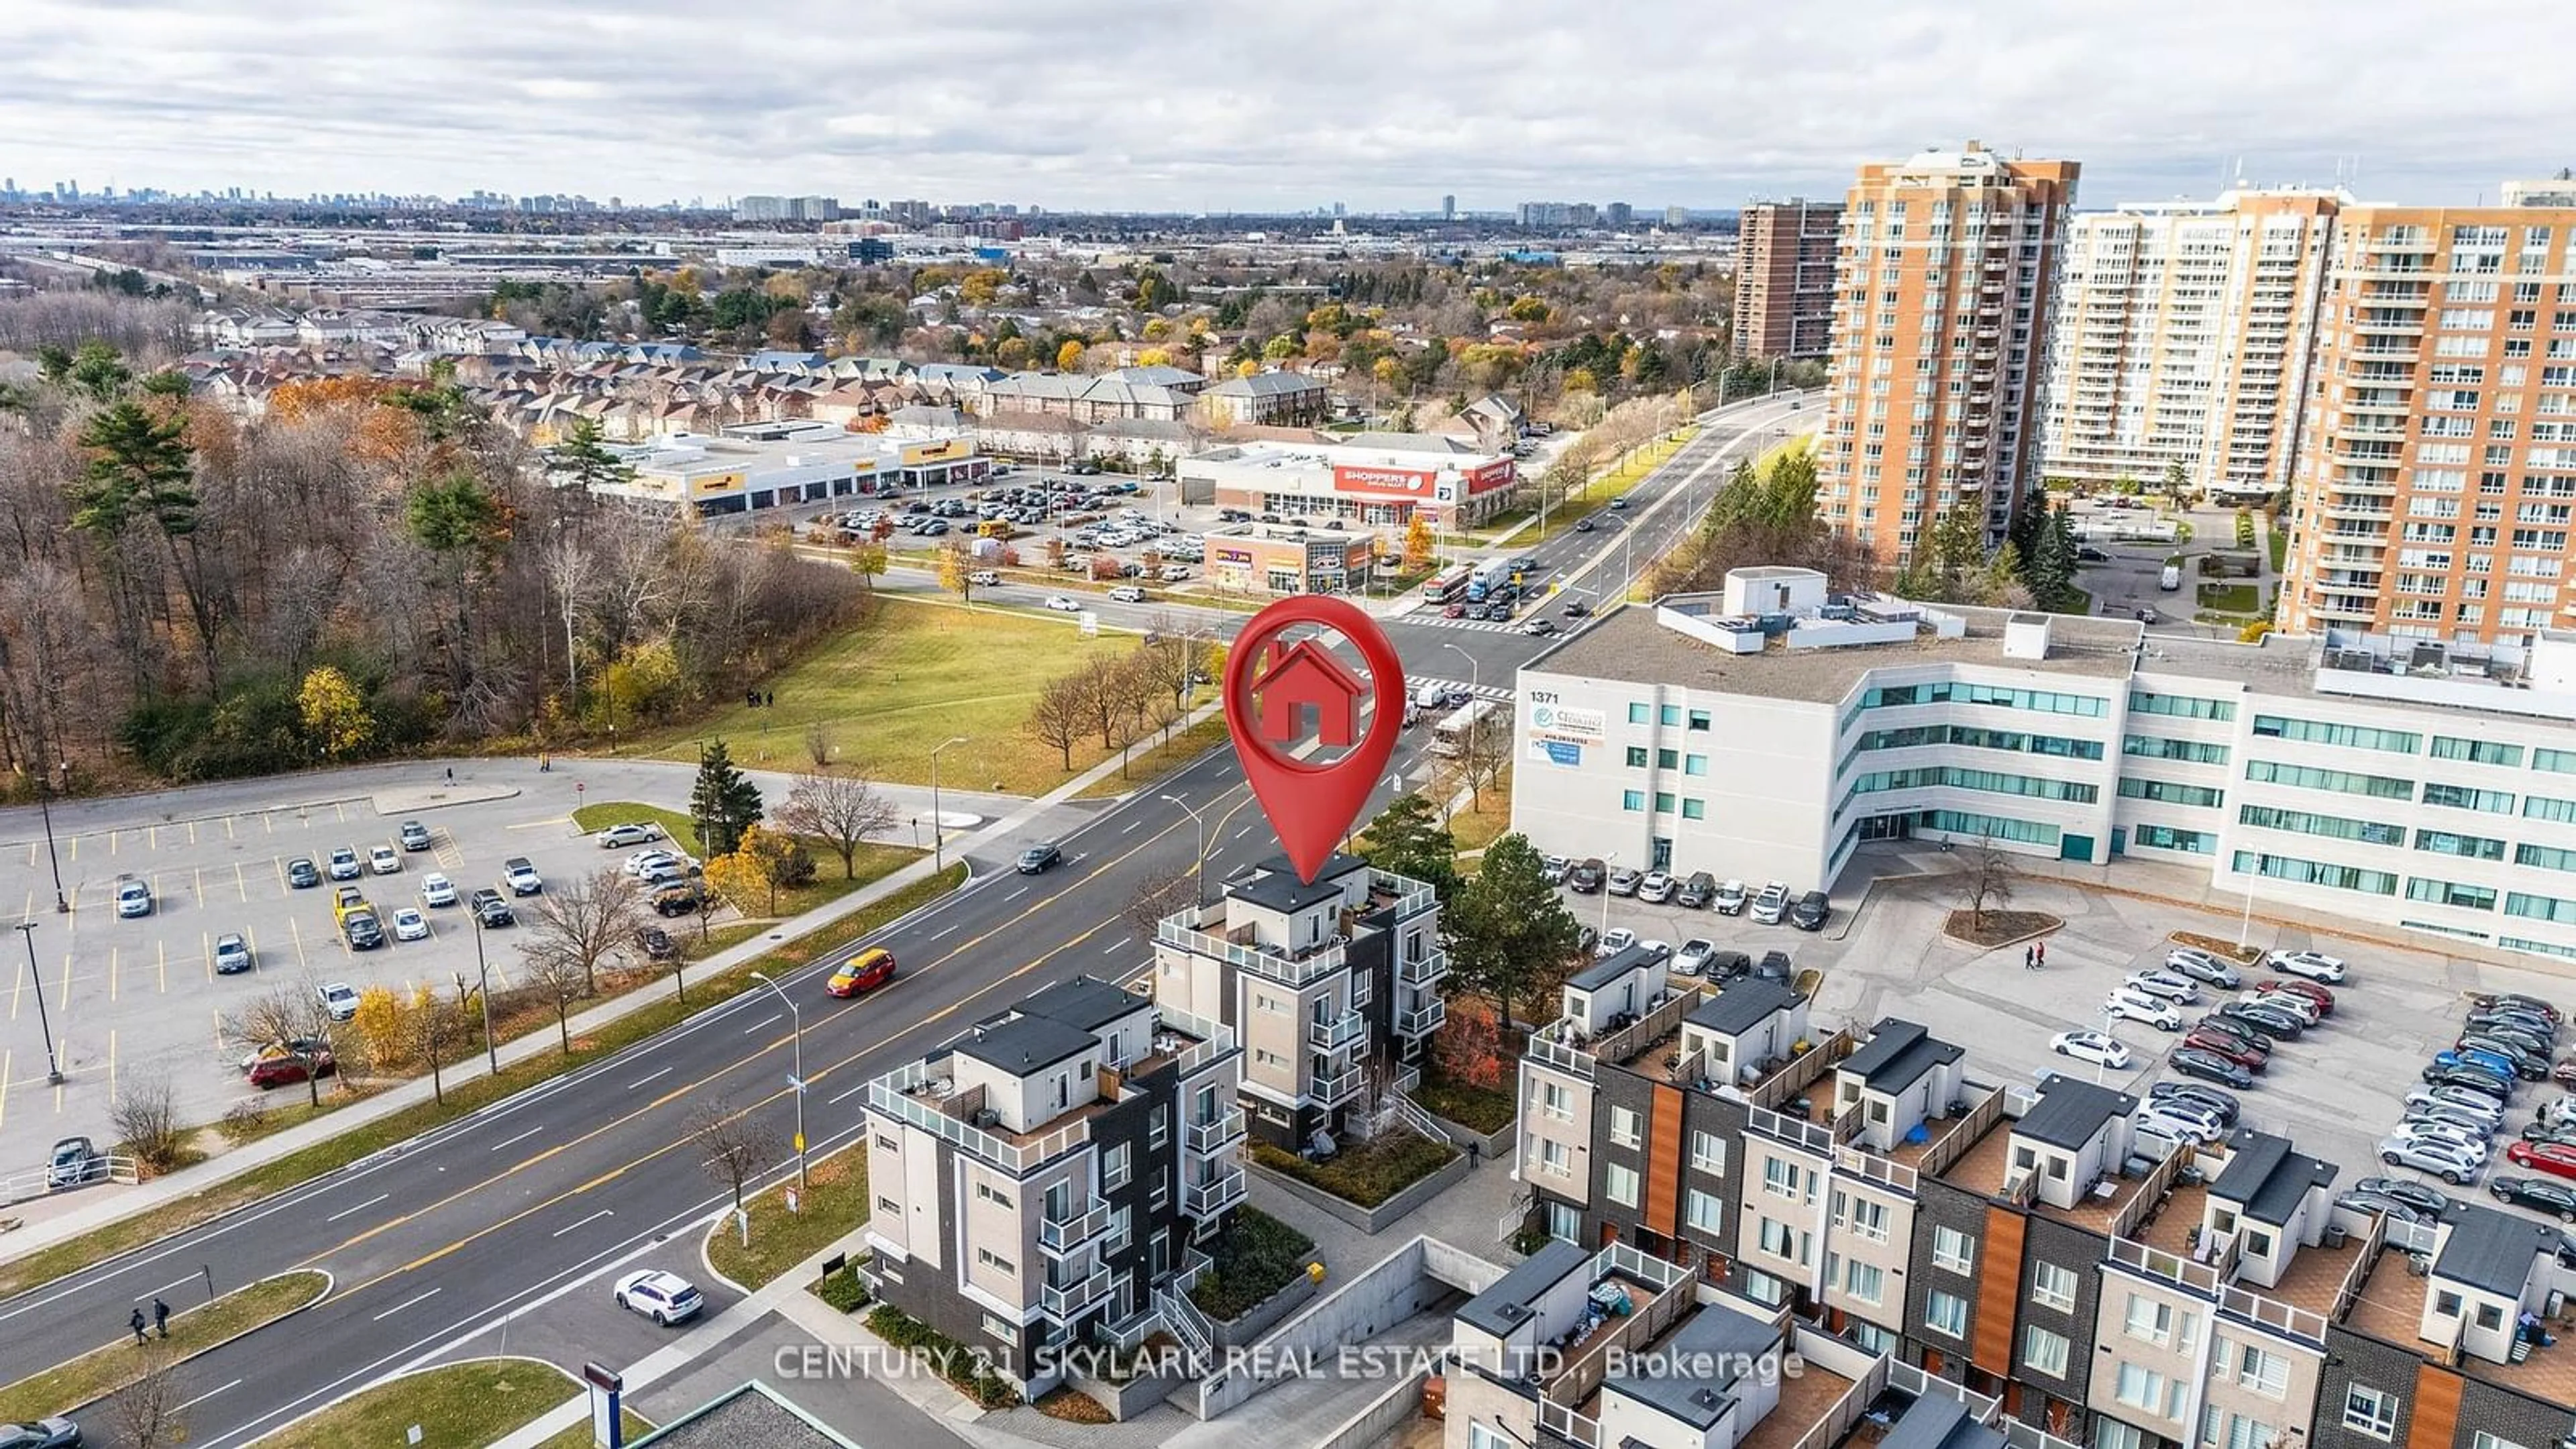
1421,565,1473,604
1429,698,1502,758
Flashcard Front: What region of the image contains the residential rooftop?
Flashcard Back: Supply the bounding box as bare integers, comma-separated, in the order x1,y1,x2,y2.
2341,1218,2576,1407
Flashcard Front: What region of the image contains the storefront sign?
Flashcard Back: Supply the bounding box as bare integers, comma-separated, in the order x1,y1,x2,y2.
1533,739,1583,767
902,439,971,465
691,471,745,494
1213,545,1256,568
1331,465,1436,497
1527,703,1605,743
1464,460,1517,495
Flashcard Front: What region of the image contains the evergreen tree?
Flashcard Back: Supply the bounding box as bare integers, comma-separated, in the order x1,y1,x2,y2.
1355,794,1458,902
547,417,635,494
2027,504,2080,612
2006,484,2051,569
1444,833,1582,1030
689,739,765,857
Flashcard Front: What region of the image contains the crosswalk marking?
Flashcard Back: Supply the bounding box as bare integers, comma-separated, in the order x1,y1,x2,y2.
1405,678,1515,704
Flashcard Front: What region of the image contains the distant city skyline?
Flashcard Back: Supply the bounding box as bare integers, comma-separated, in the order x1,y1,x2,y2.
3,0,2563,215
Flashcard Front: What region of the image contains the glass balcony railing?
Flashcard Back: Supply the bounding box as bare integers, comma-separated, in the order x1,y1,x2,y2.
1183,1167,1246,1220
1037,1197,1112,1254
1183,1109,1246,1156
1308,1009,1366,1054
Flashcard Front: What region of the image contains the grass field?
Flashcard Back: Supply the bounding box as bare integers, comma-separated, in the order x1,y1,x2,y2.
706,1147,870,1289
0,1270,327,1421
262,1358,645,1449
568,800,922,922
1071,715,1228,801
2196,582,2259,614
0,865,964,1303
627,598,1136,796
1446,764,1514,856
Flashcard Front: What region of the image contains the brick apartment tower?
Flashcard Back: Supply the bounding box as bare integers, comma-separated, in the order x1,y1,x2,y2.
2041,187,2345,499
2281,199,2576,644
1817,143,2080,561
1731,199,1843,362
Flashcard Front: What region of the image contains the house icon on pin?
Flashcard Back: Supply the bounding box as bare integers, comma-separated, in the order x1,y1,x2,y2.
1252,637,1368,747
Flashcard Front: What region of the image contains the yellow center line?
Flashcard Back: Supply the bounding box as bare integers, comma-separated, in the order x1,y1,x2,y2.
56,949,72,1014
313,786,1253,1293
66,833,76,863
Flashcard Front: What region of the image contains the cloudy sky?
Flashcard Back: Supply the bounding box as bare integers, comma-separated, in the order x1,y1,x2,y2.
5,0,2563,213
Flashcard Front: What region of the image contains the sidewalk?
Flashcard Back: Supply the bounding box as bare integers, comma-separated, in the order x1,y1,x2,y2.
0,727,1208,1267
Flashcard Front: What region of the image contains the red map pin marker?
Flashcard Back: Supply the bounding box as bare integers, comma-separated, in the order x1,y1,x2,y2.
1222,596,1407,885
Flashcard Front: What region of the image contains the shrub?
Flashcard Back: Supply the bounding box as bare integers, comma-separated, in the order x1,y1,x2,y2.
1187,1206,1316,1320
1252,1132,1458,1208
812,1265,869,1313
865,1305,1023,1409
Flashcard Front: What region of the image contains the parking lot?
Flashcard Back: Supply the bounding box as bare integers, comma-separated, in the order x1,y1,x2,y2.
0,768,706,1167
1563,857,2576,1236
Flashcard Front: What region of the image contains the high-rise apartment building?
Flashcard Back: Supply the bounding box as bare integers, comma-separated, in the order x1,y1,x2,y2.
1817,143,2080,560
1731,198,1843,362
2039,188,2343,498
2279,203,2576,643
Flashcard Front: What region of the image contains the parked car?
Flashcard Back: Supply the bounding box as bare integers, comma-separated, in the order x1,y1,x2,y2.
2243,989,2320,1026
286,857,321,889
318,981,360,1021
2474,992,2563,1024
2180,1029,2267,1071
2164,947,2243,988
1707,949,1754,983
2405,1085,2506,1128
635,926,677,961
1714,879,1748,915
2137,1103,2225,1144
2102,991,2184,1031
470,888,517,928
1674,939,1717,977
503,857,544,895
2169,1046,2256,1089
650,884,702,917
2146,1081,2241,1125
2353,1177,2453,1218
597,823,661,849
1790,891,1831,931
2256,979,2336,1015
1754,950,1794,983
2263,949,2347,983
2395,1116,2491,1155
2493,1176,2576,1220
342,910,384,951
213,932,253,975
2214,1002,2306,1040
2559,1059,2576,1087
2375,1135,2484,1185
327,846,362,881
421,873,458,907
826,948,897,997
1676,872,1716,909
2465,1020,2555,1058
1636,869,1674,904
2049,1031,2132,1070
48,1136,105,1190
398,820,433,851
611,1269,705,1326
1016,842,1064,874
2420,1061,2515,1099
2457,1035,2551,1080
1540,855,1569,885
2520,1120,2576,1150
1566,859,1607,894
390,906,429,941
2124,970,2202,1004
1635,939,1674,967
1606,866,1643,897
2506,1140,2576,1181
1595,927,1638,959
1750,881,1790,924
2336,1191,2422,1224
248,1047,336,1090
113,875,152,918
2436,1044,2530,1081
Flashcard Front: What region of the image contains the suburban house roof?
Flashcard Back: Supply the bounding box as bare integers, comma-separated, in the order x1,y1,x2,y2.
1839,1018,1963,1095
954,1014,1099,1076
2013,1075,2137,1152
1016,975,1150,1035
2432,1201,2559,1299
1685,979,1803,1037
1210,371,1325,397
2208,1130,2338,1227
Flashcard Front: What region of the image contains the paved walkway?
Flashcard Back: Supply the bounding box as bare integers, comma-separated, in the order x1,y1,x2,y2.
0,720,1207,1261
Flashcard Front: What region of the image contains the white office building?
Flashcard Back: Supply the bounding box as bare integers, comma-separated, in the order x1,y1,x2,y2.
1511,567,2576,965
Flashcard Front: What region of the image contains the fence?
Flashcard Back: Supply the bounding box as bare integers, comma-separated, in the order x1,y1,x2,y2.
0,1155,139,1208
1782,1326,1892,1449
1752,1027,1855,1109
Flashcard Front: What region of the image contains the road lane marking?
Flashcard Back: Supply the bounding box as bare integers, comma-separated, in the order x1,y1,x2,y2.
1232,824,1254,841
290,916,309,969
489,1125,545,1152
626,1067,674,1090
551,1209,614,1237
1005,887,1028,902
741,1014,780,1036
372,1287,441,1320
1101,939,1123,955
174,1378,241,1413
324,1193,391,1224
189,820,199,846
1121,819,1140,833
136,1272,201,1300
826,1080,869,1105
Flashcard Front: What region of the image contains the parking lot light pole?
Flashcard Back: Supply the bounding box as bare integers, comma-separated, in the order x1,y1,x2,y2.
929,736,969,872
471,913,498,1075
749,971,808,1194
15,920,62,1084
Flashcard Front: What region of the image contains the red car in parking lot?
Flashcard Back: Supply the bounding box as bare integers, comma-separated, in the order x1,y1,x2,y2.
2181,1029,2267,1071
2256,979,2335,1016
2508,1140,2576,1181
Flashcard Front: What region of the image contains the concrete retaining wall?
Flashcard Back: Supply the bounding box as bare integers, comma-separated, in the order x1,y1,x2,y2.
1069,1366,1186,1421
1190,1234,1499,1421
1316,1354,1438,1449
1247,1148,1472,1234
1211,1272,1318,1349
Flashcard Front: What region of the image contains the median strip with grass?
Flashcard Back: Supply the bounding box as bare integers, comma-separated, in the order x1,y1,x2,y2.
705,1148,870,1291
1070,715,1228,801
0,1269,329,1421
259,1356,647,1449
0,865,966,1302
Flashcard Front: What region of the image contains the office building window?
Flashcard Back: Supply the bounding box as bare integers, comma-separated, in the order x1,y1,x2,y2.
2133,823,2216,854
2251,716,2420,753
1660,705,1682,727
1654,792,1676,814
2031,1260,2078,1311
1925,1289,1969,1338
1931,1225,1974,1273
2243,760,2413,800
2424,782,2516,813
1625,746,1649,768
2433,737,2524,765
1628,702,1650,724
2506,892,2576,925
1681,799,1707,820
1622,790,1646,812
1605,1163,1639,1208
2416,828,2507,860
2129,690,2235,720
1684,755,1709,775
2021,1324,2070,1376
2231,851,2398,896
2406,877,2498,911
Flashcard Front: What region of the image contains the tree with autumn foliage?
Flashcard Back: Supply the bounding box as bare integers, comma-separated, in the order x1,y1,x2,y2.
297,666,373,759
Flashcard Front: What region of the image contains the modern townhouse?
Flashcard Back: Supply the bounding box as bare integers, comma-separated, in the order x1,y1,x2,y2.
1512,973,2576,1448
1512,566,2576,966
858,975,1244,1397
1150,851,1447,1152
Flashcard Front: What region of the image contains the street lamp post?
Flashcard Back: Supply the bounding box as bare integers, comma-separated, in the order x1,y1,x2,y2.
1441,641,1479,698
929,737,969,872
749,971,808,1193
471,912,498,1075
14,921,62,1084
32,743,66,914
1161,794,1210,905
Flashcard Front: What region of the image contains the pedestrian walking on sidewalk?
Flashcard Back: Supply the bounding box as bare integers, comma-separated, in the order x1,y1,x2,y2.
2024,945,2035,971
2036,941,2047,968
130,1307,148,1345
154,1297,170,1338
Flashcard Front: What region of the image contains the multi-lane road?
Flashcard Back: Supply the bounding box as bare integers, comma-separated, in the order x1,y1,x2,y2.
0,390,1813,1446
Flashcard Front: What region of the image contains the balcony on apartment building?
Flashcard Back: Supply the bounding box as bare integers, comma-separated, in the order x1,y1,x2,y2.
1040,1260,1112,1324
868,1009,1229,1175
2334,1204,2576,1407
1181,1161,1247,1219
1181,1097,1248,1157
1397,996,1448,1038
1309,1005,1368,1056
1037,1194,1113,1258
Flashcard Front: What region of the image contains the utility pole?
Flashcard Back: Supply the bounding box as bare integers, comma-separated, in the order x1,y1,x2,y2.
15,921,62,1083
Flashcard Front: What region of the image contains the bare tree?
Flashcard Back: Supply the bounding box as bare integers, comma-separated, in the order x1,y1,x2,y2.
1456,707,1512,810
1957,830,2017,932
109,1068,185,1172
521,942,590,1055
522,867,648,997
222,981,336,1109
1124,865,1197,945
539,531,593,705
400,979,473,1107
774,771,900,879
690,1097,782,1218
111,1341,192,1449
804,719,833,769
1025,671,1089,771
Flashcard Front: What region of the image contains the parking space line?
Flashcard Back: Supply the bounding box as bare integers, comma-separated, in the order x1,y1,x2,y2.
106,945,118,1004
66,833,76,862
201,932,211,985
225,814,235,841
189,820,199,846
107,829,116,857
235,861,249,902
160,939,169,993
106,1029,115,1104
262,810,272,835
51,1042,66,1111
212,1009,223,1051
56,949,72,1014
335,801,347,823
290,916,309,970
